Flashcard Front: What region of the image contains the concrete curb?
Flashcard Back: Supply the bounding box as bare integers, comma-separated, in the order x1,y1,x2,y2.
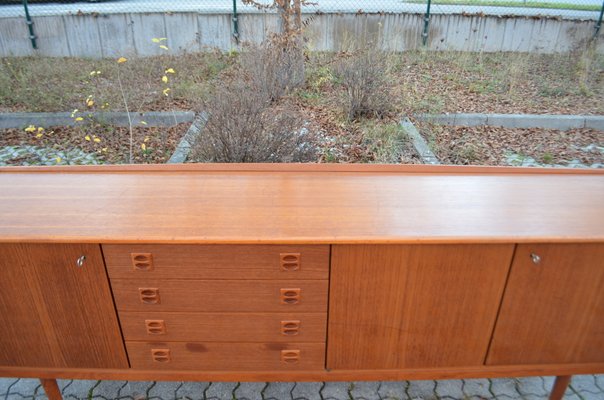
417,113,604,131
168,112,209,164
400,118,440,165
0,111,195,129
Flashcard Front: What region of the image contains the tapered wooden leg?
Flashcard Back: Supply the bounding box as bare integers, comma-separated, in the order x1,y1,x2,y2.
40,378,63,400
549,375,572,400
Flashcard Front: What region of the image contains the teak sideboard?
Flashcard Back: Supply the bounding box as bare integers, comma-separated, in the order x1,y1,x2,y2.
0,164,603,400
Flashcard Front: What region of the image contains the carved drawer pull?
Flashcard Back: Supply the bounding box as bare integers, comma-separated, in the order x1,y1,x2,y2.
280,288,301,305
145,319,166,335
139,288,160,304
151,348,171,363
281,320,300,336
281,350,300,364
280,253,301,271
131,253,154,271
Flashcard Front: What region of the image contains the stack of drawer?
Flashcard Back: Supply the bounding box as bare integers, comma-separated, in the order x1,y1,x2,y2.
103,244,329,371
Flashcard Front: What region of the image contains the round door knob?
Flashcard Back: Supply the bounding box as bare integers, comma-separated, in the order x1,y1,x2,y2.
530,253,541,265
76,255,86,268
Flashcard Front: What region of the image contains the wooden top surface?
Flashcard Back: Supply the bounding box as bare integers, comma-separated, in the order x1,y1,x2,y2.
0,164,603,244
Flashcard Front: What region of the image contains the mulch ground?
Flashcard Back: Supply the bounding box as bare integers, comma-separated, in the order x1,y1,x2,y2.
0,122,190,165
422,124,604,166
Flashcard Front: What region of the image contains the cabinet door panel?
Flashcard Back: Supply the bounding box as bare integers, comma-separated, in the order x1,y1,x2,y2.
0,244,128,368
327,244,514,369
487,243,604,365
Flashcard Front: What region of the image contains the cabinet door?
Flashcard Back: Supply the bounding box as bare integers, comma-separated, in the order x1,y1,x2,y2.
327,244,514,369
487,243,604,365
0,244,128,368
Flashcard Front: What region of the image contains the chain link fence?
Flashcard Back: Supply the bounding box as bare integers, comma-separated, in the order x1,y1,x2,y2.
0,0,602,53
1,0,601,18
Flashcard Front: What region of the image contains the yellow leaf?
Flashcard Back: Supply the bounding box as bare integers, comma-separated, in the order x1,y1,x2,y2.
101,147,108,152
75,117,84,122
93,137,101,143
24,125,36,132
162,88,171,96
85,135,91,141
86,99,94,107
55,157,62,164
165,68,175,74
37,127,44,132
152,37,167,43
162,75,168,83
140,121,148,125
117,57,128,64
35,133,43,138
90,71,97,76
141,143,146,151
159,45,169,51
144,136,150,142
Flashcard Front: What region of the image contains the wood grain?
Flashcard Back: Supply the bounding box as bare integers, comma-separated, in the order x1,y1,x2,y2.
327,244,515,369
2,362,603,381
40,379,62,400
0,244,128,369
103,244,329,280
487,244,604,365
126,341,325,371
111,279,328,312
119,312,326,342
0,169,603,244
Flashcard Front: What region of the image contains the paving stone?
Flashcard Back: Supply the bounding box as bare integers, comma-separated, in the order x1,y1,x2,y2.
175,381,210,400
350,381,380,400
62,379,98,399
7,379,42,398
434,379,464,399
570,375,601,395
407,380,436,399
1,378,19,396
205,382,238,400
91,380,128,399
378,381,408,400
235,382,266,400
120,381,156,400
562,392,581,400
321,382,351,400
149,381,182,399
541,377,555,394
291,382,322,400
516,377,548,397
490,378,520,398
57,380,74,394
264,382,295,400
0,145,100,166
594,375,604,391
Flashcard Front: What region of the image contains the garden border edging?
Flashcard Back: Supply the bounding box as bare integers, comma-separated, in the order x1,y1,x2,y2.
417,113,604,131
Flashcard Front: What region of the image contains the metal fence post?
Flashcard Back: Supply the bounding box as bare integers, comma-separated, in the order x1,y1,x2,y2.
595,0,604,38
22,0,37,49
232,0,240,42
421,0,432,47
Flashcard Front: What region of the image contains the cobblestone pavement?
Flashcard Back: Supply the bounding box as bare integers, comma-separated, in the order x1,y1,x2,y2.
1,376,603,400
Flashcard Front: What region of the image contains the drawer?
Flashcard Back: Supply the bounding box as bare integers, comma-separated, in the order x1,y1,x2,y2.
111,279,328,312
126,341,325,370
119,312,327,342
103,244,329,280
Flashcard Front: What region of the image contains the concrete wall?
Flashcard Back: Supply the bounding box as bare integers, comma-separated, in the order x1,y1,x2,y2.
0,11,601,58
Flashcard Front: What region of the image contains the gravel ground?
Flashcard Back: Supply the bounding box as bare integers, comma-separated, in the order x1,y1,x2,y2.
0,122,190,165
421,125,604,167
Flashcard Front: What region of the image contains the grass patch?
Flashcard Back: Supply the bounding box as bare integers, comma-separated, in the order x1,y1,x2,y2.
408,0,601,12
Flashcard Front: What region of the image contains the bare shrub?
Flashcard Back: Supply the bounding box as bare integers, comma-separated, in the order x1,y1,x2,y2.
335,46,393,121
191,79,316,163
240,39,305,102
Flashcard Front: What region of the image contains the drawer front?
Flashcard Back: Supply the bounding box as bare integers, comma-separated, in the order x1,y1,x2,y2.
126,341,325,370
103,244,329,280
120,312,327,342
112,279,328,312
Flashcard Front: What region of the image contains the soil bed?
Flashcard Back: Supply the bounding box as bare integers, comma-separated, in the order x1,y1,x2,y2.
0,122,190,165
420,124,604,167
